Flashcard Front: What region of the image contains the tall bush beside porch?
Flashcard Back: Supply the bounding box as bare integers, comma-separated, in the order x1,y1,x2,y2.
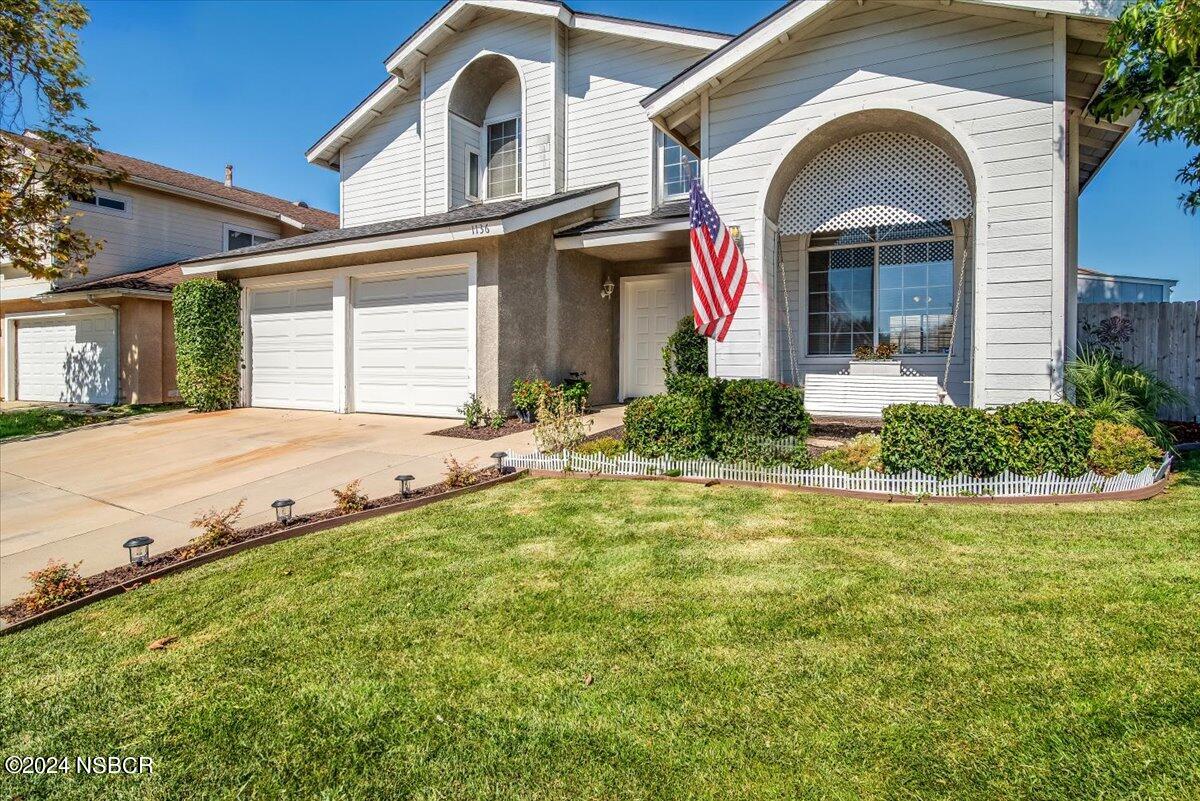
173,278,242,412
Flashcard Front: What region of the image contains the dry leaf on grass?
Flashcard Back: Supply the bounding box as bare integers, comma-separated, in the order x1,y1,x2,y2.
147,636,178,651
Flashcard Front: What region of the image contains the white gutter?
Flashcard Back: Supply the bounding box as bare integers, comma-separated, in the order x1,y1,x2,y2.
554,219,689,251
36,288,173,302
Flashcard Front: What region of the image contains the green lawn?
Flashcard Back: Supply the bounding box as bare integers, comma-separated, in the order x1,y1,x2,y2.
0,403,180,440
2,459,1199,800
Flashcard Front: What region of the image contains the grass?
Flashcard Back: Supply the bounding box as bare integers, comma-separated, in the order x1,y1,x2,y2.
2,458,1199,800
0,403,179,440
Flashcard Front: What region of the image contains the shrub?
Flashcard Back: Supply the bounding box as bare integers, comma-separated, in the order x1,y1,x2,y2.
662,315,707,378
19,560,88,613
720,379,810,440
815,434,883,473
488,407,507,429
561,376,591,412
712,430,811,468
623,392,711,459
332,480,368,513
533,395,591,453
458,394,484,428
444,456,478,487
576,436,625,459
853,342,898,361
664,373,726,415
511,378,552,414
173,278,241,411
187,499,245,554
992,400,1095,477
1088,421,1163,477
1065,347,1183,447
881,404,1009,478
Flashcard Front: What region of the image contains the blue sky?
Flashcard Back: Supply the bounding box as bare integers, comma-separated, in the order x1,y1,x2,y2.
74,0,1198,299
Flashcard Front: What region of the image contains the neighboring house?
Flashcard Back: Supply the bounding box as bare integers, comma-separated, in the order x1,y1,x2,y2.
1,133,338,405
181,0,1133,418
1078,267,1177,303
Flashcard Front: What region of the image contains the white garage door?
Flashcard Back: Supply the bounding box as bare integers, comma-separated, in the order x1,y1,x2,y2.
352,270,470,417
248,284,335,411
16,312,117,404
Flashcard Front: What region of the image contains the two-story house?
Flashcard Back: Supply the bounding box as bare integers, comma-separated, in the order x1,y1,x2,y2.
1,134,338,405
181,0,1133,418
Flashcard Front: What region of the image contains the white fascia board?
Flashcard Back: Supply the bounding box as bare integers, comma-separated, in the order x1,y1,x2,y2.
1081,109,1139,191
36,289,172,302
554,219,689,251
307,75,404,167
182,185,620,276
972,0,1124,20
571,14,729,50
642,0,834,119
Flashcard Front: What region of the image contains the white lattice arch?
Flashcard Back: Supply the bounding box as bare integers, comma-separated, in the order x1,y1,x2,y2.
778,131,973,235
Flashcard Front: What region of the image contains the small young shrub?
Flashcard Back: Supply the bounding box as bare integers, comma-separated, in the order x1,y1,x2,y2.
187,499,245,553
720,379,810,440
991,400,1094,476
881,404,1009,478
1088,421,1163,477
332,479,368,513
852,342,898,361
458,393,484,428
662,315,707,378
173,278,242,411
488,407,508,429
444,456,479,487
19,560,88,613
815,433,883,473
533,395,591,453
623,392,711,459
575,436,624,459
511,378,553,416
560,376,591,412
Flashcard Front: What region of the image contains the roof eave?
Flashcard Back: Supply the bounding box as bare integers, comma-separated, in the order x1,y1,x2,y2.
37,288,173,302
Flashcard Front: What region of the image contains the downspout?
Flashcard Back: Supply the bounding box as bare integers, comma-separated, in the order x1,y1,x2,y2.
84,292,122,404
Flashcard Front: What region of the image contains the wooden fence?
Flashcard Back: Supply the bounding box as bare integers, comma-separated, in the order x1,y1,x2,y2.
1078,301,1200,420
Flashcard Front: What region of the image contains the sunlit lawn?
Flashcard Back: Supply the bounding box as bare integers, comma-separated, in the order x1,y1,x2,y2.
2,456,1198,799
0,403,179,440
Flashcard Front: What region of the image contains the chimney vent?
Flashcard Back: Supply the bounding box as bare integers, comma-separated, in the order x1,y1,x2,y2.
294,200,309,208
224,164,233,187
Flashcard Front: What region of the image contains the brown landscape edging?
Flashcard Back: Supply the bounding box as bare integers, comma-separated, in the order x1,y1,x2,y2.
0,470,527,637
525,469,1170,504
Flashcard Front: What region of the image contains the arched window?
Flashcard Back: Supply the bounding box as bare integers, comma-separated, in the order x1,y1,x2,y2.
448,56,522,206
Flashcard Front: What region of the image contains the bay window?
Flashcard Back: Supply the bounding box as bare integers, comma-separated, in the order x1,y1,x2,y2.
806,221,956,356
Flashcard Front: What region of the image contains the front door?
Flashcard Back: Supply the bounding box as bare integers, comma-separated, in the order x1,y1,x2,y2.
620,272,688,400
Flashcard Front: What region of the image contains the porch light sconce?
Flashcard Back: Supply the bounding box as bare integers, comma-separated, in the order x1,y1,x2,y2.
122,536,154,567
271,498,295,525
395,474,415,498
600,276,615,300
491,452,508,474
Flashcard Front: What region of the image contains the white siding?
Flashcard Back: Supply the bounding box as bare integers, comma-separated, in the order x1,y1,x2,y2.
340,93,423,227
704,2,1057,403
62,183,285,286
448,113,481,209
423,9,555,211
566,30,709,217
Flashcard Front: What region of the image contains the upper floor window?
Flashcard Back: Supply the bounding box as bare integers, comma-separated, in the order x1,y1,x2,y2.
70,189,131,218
658,132,698,201
224,224,276,251
466,147,480,201
486,116,521,199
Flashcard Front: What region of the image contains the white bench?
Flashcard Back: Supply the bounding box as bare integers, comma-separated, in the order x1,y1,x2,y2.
803,373,946,418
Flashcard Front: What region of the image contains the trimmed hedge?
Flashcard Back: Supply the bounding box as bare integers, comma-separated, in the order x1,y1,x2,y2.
173,278,241,412
882,401,1096,478
623,393,712,459
625,378,809,465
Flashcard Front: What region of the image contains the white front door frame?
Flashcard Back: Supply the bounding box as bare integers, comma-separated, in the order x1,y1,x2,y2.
239,252,477,415
618,266,689,401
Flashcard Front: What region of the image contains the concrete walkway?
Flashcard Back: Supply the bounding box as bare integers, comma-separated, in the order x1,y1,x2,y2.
0,406,623,604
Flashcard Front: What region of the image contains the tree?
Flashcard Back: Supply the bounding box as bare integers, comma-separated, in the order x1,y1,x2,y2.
1090,0,1200,213
1,0,122,279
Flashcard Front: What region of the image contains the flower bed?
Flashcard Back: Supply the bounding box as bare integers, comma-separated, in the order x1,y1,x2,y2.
502,450,1171,501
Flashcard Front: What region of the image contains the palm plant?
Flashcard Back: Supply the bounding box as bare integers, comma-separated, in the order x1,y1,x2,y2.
1064,347,1184,447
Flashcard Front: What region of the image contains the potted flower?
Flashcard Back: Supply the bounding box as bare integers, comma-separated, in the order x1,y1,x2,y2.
848,342,902,376
511,378,552,423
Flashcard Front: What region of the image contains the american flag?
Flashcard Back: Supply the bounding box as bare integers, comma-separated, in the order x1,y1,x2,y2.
689,181,746,342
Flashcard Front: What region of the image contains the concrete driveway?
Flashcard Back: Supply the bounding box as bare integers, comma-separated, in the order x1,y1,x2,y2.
1,406,622,604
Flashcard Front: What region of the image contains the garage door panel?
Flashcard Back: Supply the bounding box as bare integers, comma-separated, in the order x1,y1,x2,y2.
249,284,335,411
351,270,470,417
16,313,117,404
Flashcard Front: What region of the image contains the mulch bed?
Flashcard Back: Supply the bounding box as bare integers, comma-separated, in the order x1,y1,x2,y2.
1167,420,1200,445
809,417,883,440
430,419,535,440
0,469,500,626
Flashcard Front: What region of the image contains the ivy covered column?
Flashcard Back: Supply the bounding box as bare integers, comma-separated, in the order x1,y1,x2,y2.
172,278,242,411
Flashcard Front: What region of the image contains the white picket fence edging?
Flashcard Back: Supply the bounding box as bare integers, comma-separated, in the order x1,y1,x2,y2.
502,451,1171,498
